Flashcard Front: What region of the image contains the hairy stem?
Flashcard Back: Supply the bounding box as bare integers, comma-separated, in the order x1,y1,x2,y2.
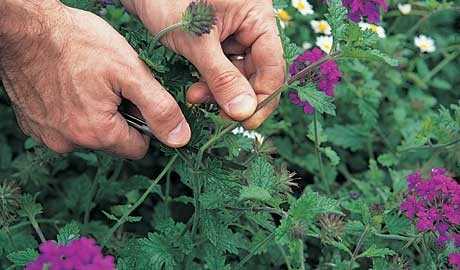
236,231,276,269
151,22,184,47
313,111,327,190
101,155,178,248
29,214,46,243
348,225,370,270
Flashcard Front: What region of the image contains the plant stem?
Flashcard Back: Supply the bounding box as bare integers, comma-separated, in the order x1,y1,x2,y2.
236,231,276,269
313,111,327,190
101,155,178,248
399,138,460,153
298,240,306,270
191,172,202,238
151,22,184,47
348,225,369,270
8,219,64,231
225,206,288,218
423,52,459,83
29,215,46,243
374,232,411,241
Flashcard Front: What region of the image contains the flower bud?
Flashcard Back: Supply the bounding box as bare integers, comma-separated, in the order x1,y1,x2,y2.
181,0,217,36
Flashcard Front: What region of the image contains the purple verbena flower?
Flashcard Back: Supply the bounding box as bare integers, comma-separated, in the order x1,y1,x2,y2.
99,0,113,5
26,237,115,270
341,0,388,23
288,48,341,114
449,253,460,270
400,168,460,248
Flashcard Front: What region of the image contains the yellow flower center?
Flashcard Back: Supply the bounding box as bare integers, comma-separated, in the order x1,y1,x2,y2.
369,24,379,33
277,10,291,22
319,22,329,32
296,2,306,10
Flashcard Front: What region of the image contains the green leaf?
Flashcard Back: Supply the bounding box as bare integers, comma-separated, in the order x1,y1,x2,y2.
325,0,347,41
322,147,341,166
326,125,368,151
307,121,328,145
296,82,336,116
377,153,399,167
57,222,80,245
7,248,38,266
239,185,273,202
18,194,43,219
342,47,398,66
246,157,277,190
357,245,396,258
138,233,177,270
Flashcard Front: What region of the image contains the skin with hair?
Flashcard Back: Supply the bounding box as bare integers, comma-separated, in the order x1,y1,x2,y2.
0,0,284,159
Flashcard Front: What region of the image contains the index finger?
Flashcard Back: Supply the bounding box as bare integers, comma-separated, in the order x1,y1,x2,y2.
236,17,285,128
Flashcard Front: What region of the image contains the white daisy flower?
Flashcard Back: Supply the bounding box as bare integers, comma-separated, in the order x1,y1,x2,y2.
358,22,386,38
414,35,436,53
232,127,265,144
316,35,333,54
275,9,291,29
310,20,332,35
302,42,312,50
292,0,314,16
398,3,412,15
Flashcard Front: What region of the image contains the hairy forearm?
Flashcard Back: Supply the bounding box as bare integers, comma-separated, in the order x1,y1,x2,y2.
0,0,64,64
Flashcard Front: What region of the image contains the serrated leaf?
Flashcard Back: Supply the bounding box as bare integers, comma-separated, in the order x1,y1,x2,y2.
296,82,336,116
57,222,80,245
7,248,38,266
357,245,396,258
18,194,43,219
342,47,398,66
138,233,177,270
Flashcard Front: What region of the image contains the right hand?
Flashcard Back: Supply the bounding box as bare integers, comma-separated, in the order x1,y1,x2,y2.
0,1,191,159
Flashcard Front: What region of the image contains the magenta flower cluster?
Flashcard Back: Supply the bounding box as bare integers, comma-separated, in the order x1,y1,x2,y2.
400,168,460,269
26,237,115,270
288,48,341,114
450,253,460,270
342,0,388,23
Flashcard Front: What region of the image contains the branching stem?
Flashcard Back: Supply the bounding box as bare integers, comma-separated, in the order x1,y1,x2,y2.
101,155,178,248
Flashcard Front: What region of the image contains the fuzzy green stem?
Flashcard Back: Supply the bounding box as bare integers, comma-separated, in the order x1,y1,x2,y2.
374,232,412,241
29,215,46,243
399,138,460,153
101,155,178,248
8,219,64,231
236,231,276,269
298,240,306,270
313,111,327,190
191,172,202,238
151,22,184,46
422,52,459,83
224,206,288,218
348,225,369,270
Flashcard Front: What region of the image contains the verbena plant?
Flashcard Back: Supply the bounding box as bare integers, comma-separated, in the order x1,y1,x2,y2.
0,0,459,269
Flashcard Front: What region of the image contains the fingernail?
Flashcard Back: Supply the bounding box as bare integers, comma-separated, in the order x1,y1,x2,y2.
226,94,257,119
167,120,191,146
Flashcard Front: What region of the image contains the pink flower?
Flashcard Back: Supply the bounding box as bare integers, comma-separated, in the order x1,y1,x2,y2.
26,237,115,270
400,168,460,248
342,0,388,23
288,48,341,114
449,253,460,270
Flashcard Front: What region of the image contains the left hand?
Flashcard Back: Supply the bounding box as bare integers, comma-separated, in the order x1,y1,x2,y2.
122,0,285,129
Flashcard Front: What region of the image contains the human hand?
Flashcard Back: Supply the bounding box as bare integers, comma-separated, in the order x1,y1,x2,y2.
0,0,191,159
122,0,285,129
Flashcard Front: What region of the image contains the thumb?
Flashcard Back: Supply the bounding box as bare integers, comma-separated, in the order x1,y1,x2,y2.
115,64,191,148
183,40,257,121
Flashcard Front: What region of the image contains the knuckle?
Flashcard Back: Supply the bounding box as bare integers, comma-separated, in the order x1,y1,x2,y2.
152,98,181,122
211,70,241,95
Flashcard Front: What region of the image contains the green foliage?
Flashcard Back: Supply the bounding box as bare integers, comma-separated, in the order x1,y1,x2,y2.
0,0,459,269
